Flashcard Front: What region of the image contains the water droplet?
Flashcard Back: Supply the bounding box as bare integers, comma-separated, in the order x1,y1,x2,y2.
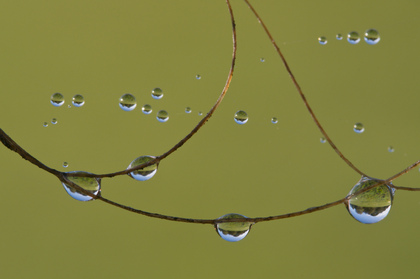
345,176,394,224
353,122,364,133
271,117,278,124
151,88,163,100
62,171,101,202
72,94,85,107
51,118,58,124
318,36,327,45
127,156,158,181
63,162,69,168
119,93,137,111
260,58,265,62
43,122,48,127
336,34,343,40
157,110,169,122
198,111,203,116
215,213,253,242
347,31,360,44
196,74,201,80
185,107,192,113
234,110,248,125
320,137,326,143
50,92,65,107
364,29,380,45
68,105,71,108
142,104,152,114
388,146,394,153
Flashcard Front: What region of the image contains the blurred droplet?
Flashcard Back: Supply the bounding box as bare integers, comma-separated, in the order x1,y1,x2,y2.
119,93,137,111
185,107,192,113
260,58,265,62
198,111,203,116
234,110,248,125
320,137,326,143
215,213,253,242
318,36,327,45
63,162,69,168
62,171,101,202
388,146,394,153
336,34,343,40
151,88,163,100
127,155,158,181
353,123,364,133
271,117,278,124
43,122,48,127
364,29,380,45
196,74,201,80
51,118,58,124
72,94,85,107
157,110,169,122
50,93,65,107
347,31,360,44
142,104,152,115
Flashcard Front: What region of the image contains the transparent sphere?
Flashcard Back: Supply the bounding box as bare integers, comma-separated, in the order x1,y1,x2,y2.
336,34,343,40
318,36,327,45
157,110,169,122
196,75,201,80
62,171,101,202
51,118,58,125
347,31,360,44
185,107,192,113
51,92,65,107
234,110,248,125
364,29,380,45
72,94,85,107
119,93,137,111
151,88,163,100
353,123,364,133
127,155,158,181
271,117,278,124
142,104,152,115
215,213,253,242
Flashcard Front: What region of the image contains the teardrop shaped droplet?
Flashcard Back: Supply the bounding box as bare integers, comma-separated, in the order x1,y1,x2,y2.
157,110,169,122
346,176,394,224
196,75,201,80
151,88,163,100
51,118,58,124
62,171,101,202
271,117,278,124
185,107,192,113
364,29,380,45
119,93,137,111
127,155,158,181
353,122,364,133
347,31,360,44
51,92,65,107
142,104,152,114
234,110,248,125
318,36,327,45
336,34,343,40
215,213,253,242
72,94,85,107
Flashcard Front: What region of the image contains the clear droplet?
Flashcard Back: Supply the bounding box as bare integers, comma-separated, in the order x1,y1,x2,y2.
43,122,48,127
336,34,343,40
157,110,169,122
346,176,394,224
234,110,248,125
50,92,65,107
185,107,192,113
196,74,201,80
142,104,152,115
62,171,101,202
271,117,278,124
364,29,380,45
320,137,326,143
63,162,69,168
347,31,360,44
72,94,85,107
260,58,265,62
215,213,253,242
119,93,137,111
388,146,394,153
127,156,158,181
318,36,327,45
151,88,163,100
51,118,58,124
353,122,364,133
198,111,203,116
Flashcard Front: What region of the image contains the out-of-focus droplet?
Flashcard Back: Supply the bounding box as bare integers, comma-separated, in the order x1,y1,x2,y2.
196,75,201,80
63,162,69,168
43,122,48,127
320,137,326,143
51,118,58,124
336,34,343,40
185,107,192,113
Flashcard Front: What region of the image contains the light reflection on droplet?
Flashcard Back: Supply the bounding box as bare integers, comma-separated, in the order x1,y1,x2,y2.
185,107,192,113
388,146,394,153
336,34,343,40
63,162,69,168
198,112,203,116
318,36,327,45
234,110,248,125
353,123,364,133
260,58,265,62
127,156,158,181
215,213,253,242
347,31,360,44
142,104,152,115
43,122,48,127
271,117,278,124
119,93,137,111
151,88,163,100
51,93,65,107
364,29,380,45
157,110,169,122
72,94,85,107
51,118,58,124
62,171,101,202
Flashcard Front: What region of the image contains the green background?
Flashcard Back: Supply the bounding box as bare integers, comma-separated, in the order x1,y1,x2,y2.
1,0,419,278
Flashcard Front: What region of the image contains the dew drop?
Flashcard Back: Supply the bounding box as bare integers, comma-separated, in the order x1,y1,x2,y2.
127,156,158,181
68,105,71,108
119,93,137,111
142,104,152,114
260,58,265,62
50,92,65,107
271,117,278,124
345,176,394,224
347,31,360,44
196,74,201,80
151,88,163,100
185,107,192,113
51,118,58,125
318,36,327,45
62,171,101,202
353,123,364,133
215,213,253,242
388,146,394,153
320,137,326,143
336,34,343,40
43,122,48,127
364,29,380,45
157,110,169,122
72,94,85,107
198,111,203,116
234,110,248,125
63,162,69,168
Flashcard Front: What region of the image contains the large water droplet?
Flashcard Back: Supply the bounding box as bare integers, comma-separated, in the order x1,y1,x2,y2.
157,110,169,122
271,117,278,124
318,36,327,45
364,29,380,45
62,171,101,201
127,156,158,181
347,31,360,44
51,93,65,107
72,94,85,107
336,34,343,40
353,122,364,133
215,213,253,242
346,176,394,224
234,110,248,125
51,118,58,124
119,93,137,111
185,107,192,113
142,104,152,115
151,88,163,100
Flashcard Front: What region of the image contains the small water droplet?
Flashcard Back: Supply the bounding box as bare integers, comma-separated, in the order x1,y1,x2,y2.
43,122,48,127
63,162,69,168
353,122,364,133
347,31,360,44
346,176,394,224
364,29,380,45
142,104,152,114
198,111,203,116
151,88,163,100
271,117,278,124
51,118,58,124
68,105,71,108
260,58,265,62
62,171,101,202
388,146,394,153
185,107,192,113
336,34,343,40
119,93,137,111
234,110,248,125
72,94,85,107
320,137,326,143
196,74,201,80
215,213,253,242
318,36,327,45
157,110,169,122
51,92,65,107
127,156,158,181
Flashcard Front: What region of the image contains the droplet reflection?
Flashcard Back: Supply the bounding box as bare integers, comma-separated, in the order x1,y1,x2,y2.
318,36,327,45
271,117,278,124
142,104,152,115
119,93,137,111
51,118,58,125
51,93,65,107
185,107,192,113
157,110,169,122
215,213,253,242
234,110,248,125
353,123,364,133
336,34,343,40
72,94,85,107
151,88,163,100
364,29,380,45
347,31,360,44
62,171,101,202
127,156,158,181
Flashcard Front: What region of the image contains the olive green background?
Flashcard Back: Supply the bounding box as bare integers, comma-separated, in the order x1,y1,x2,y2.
1,0,419,278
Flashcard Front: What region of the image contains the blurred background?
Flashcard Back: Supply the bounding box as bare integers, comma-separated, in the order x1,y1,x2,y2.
1,0,419,278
